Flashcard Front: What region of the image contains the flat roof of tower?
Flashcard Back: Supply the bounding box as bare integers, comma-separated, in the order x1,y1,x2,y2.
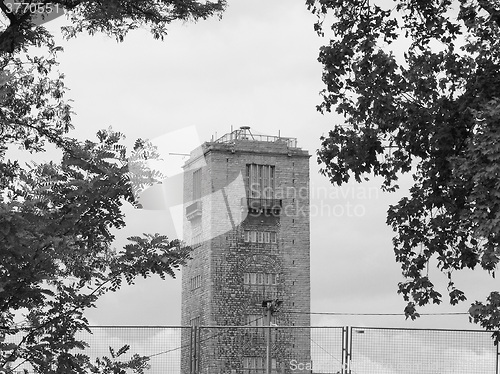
212,127,298,148
183,127,308,168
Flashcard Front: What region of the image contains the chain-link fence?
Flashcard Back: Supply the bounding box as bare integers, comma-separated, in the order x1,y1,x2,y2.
75,326,188,374
2,326,498,374
349,327,498,374
188,326,343,373
1,326,188,374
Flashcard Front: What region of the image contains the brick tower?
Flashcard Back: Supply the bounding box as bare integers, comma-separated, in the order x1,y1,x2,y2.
181,127,310,373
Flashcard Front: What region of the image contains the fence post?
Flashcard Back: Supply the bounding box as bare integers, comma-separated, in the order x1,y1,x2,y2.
196,326,201,374
341,327,347,374
347,327,352,374
341,326,352,374
189,326,193,374
191,326,199,374
266,307,272,374
496,342,499,374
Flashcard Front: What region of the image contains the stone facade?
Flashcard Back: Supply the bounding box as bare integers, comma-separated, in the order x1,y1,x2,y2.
181,129,310,373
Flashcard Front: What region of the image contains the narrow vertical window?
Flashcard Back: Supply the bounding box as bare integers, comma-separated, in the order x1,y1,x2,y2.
193,168,202,201
263,232,270,243
270,232,277,243
269,167,275,198
258,231,264,243
250,231,257,243
247,164,275,198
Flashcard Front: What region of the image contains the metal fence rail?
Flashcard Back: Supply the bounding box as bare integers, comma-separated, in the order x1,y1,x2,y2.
189,326,343,374
309,326,345,373
349,327,498,374
1,326,188,374
2,326,498,374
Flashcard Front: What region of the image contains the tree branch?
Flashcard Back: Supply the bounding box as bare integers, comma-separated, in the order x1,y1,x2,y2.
0,2,17,24
0,7,37,54
477,0,500,28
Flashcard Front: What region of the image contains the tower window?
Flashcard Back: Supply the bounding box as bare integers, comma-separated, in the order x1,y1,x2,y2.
244,230,257,243
262,232,269,243
257,231,265,243
244,230,277,244
270,232,277,243
246,164,275,199
193,168,202,201
265,273,276,285
190,275,202,290
191,219,202,248
191,232,202,248
243,357,277,374
244,273,277,285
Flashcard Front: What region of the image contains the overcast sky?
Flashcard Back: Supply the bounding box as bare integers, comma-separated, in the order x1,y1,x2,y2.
38,0,498,331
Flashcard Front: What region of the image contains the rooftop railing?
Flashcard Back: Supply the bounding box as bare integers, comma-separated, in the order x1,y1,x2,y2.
213,127,298,148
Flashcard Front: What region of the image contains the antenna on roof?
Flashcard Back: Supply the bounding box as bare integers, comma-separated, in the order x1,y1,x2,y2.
240,126,254,140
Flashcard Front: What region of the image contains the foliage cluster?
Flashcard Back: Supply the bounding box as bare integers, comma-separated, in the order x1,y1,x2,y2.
308,0,500,341
0,1,225,372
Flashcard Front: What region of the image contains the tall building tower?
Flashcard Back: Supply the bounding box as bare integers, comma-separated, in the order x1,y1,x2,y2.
181,127,310,373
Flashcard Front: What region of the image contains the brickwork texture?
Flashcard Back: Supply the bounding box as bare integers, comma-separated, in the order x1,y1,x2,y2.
181,133,311,374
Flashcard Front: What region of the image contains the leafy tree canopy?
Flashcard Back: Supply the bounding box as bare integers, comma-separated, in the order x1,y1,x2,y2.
0,1,225,372
0,0,226,155
1,129,188,373
0,0,226,53
308,0,500,341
